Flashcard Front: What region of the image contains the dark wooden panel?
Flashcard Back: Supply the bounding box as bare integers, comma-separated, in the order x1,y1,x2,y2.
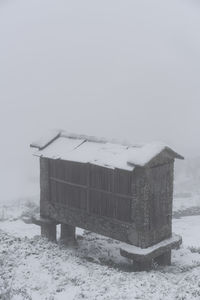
89,190,131,222
63,160,87,185
40,158,51,217
90,164,114,192
50,179,87,211
48,160,133,222
89,165,132,196
49,159,87,185
89,190,116,218
114,169,132,196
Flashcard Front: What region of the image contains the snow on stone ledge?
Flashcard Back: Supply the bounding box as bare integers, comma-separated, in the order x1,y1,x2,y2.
120,233,182,256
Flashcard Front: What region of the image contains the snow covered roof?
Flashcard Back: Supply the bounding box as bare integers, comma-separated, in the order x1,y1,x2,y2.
30,130,184,171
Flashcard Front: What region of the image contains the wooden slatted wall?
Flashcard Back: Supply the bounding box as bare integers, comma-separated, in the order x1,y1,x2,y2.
48,159,132,222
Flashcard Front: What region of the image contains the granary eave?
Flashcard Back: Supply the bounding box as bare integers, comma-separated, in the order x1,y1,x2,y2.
146,147,185,166
127,144,184,167
163,147,184,160
30,130,184,171
30,130,61,150
30,129,137,150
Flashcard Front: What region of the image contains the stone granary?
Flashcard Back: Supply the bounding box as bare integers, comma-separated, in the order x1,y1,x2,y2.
30,131,184,270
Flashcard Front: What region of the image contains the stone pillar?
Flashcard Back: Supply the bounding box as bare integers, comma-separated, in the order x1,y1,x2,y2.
60,223,76,245
154,250,171,266
41,223,57,242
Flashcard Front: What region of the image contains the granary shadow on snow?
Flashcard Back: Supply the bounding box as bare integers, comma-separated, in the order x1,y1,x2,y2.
55,226,200,273
55,226,135,272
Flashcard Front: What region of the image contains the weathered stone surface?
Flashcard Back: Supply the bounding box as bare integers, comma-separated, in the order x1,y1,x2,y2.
131,260,153,272
154,250,171,265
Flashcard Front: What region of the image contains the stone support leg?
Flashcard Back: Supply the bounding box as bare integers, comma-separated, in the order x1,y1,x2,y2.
41,223,57,242
60,223,76,245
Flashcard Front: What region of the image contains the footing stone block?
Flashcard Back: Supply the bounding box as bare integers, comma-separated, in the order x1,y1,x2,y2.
60,223,76,245
32,214,58,242
120,233,182,270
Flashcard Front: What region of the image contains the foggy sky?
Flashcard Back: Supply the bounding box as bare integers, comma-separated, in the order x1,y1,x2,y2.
0,0,200,200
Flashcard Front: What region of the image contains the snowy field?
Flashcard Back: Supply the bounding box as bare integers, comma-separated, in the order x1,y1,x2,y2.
0,189,200,300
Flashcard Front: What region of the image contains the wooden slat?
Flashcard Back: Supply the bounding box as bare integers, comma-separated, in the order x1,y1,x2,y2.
50,177,132,200
86,163,90,213
48,159,132,223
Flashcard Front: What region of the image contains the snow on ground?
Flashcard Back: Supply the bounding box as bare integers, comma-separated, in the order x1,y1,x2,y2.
173,194,200,212
0,220,40,239
1,203,200,299
1,186,200,299
173,216,200,248
0,226,200,300
0,195,39,221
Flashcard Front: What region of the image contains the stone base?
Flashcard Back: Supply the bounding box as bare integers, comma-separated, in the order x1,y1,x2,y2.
32,215,77,245
41,223,56,242
154,250,171,266
60,223,76,245
120,233,182,270
32,214,58,242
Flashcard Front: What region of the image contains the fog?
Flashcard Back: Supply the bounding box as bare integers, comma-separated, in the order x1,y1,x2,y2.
0,0,200,201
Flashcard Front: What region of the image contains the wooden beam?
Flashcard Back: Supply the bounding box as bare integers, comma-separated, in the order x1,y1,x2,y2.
50,177,133,200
